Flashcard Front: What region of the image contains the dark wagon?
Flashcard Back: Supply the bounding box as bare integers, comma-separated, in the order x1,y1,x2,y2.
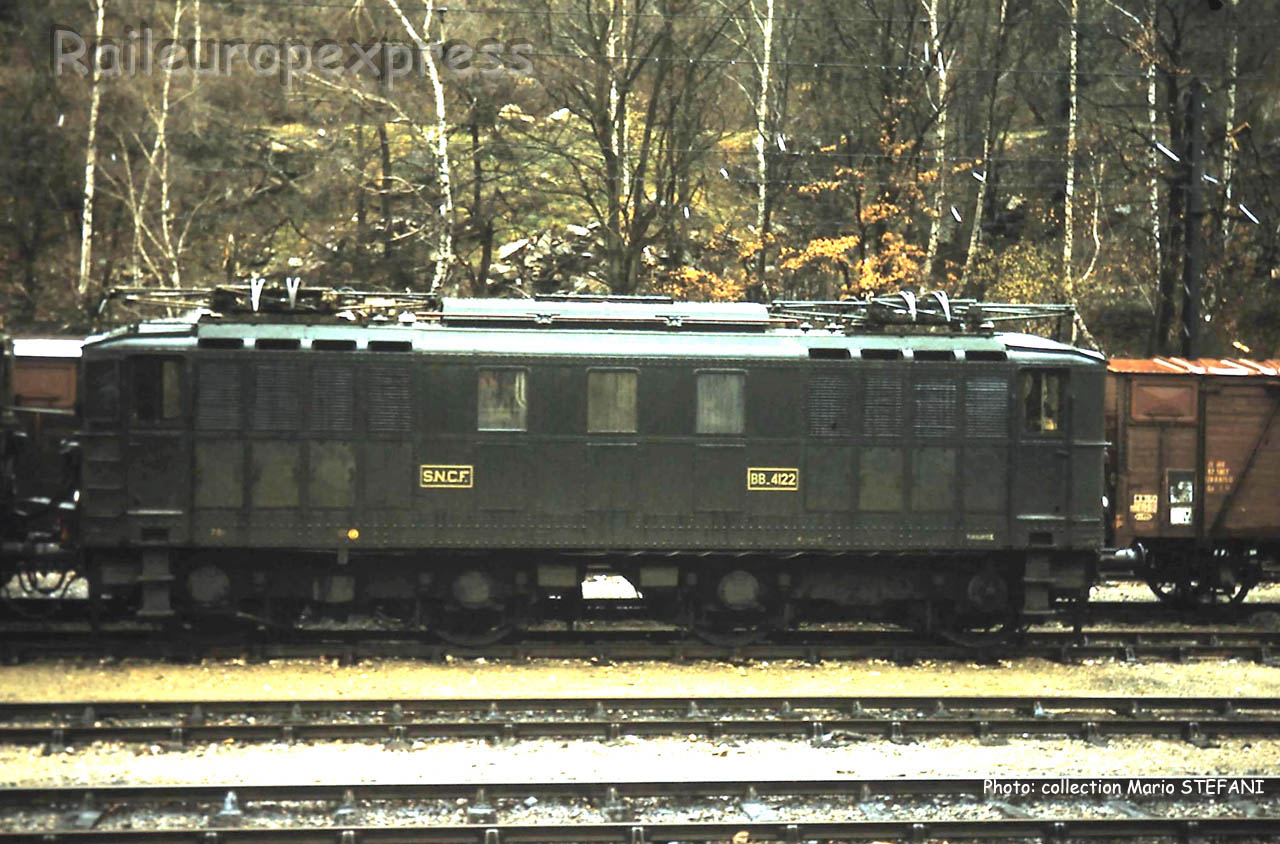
10,338,82,502
71,291,1105,642
1106,357,1280,605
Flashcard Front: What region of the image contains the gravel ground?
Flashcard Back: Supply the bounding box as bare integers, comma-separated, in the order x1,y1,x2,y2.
4,575,1279,803
2,734,1279,787
2,655,1278,703
2,654,1279,790
5,789,1280,832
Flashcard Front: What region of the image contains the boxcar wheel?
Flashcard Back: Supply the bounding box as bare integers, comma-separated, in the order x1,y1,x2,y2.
1145,549,1257,607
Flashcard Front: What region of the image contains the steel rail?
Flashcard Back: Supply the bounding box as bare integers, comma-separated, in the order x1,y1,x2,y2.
2,778,1278,842
3,818,1280,843
1,628,1277,665
3,696,1280,750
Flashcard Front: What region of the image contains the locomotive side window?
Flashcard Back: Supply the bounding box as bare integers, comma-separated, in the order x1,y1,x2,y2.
696,371,745,435
84,360,120,420
132,356,182,422
478,368,527,431
807,374,851,437
587,370,637,433
1020,370,1064,434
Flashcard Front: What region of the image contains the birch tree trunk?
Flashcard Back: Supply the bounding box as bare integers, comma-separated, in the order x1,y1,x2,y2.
962,0,1008,290
384,0,453,292
752,0,776,300
1221,0,1238,247
604,0,632,292
1146,0,1161,302
923,0,949,284
157,0,184,287
76,0,107,299
1063,0,1080,329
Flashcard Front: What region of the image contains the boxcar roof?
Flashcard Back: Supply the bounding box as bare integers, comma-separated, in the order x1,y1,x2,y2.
12,338,83,359
1109,357,1280,376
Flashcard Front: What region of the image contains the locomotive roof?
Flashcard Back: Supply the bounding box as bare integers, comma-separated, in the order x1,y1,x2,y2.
86,312,1103,365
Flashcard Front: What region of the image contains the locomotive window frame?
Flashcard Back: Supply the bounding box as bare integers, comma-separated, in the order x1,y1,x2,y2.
695,370,746,435
1019,369,1065,435
477,367,528,432
587,368,638,434
130,355,183,424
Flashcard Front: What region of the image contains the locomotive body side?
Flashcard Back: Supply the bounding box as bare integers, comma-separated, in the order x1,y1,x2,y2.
76,301,1104,633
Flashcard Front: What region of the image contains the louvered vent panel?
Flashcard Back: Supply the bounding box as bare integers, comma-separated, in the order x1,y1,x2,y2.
863,374,903,436
965,376,1009,438
197,362,242,431
808,375,851,436
311,365,354,432
913,377,957,437
368,366,411,432
252,362,301,431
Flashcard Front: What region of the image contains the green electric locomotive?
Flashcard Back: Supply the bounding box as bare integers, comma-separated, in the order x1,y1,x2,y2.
70,287,1105,643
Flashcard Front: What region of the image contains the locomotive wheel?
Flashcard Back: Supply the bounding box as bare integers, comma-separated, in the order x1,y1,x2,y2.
690,568,772,646
691,616,770,647
431,567,516,646
433,610,514,647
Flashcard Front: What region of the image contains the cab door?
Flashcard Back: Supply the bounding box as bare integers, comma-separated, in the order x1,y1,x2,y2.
125,355,188,526
1013,369,1070,544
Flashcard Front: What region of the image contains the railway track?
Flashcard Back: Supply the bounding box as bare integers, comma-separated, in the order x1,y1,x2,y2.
2,626,1279,664
2,778,1277,842
5,595,1280,626
4,695,1280,750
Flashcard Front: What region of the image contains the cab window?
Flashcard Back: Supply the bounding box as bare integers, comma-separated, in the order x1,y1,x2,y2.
478,368,527,431
1020,370,1064,434
132,356,183,423
588,369,637,433
696,371,745,435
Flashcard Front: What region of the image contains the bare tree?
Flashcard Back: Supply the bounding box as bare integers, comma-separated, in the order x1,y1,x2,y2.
1221,0,1238,247
922,0,951,283
1063,0,1080,333
962,0,1009,287
383,0,455,291
751,0,777,299
76,0,107,300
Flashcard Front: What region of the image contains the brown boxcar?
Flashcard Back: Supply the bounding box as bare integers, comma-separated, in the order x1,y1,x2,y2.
1106,357,1280,604
11,338,82,501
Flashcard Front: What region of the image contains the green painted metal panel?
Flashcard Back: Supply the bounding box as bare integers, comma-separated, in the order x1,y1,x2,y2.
195,440,243,508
